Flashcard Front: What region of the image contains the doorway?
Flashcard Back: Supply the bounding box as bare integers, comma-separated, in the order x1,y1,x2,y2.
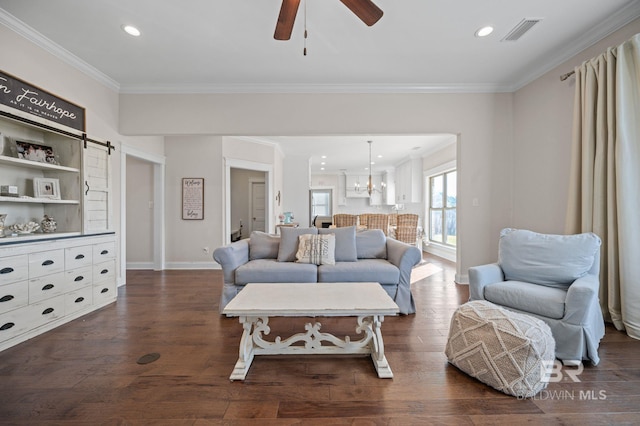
227,162,272,242
119,144,166,285
230,168,265,240
309,188,332,226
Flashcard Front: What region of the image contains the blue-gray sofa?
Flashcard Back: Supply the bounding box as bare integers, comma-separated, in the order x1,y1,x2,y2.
213,226,422,314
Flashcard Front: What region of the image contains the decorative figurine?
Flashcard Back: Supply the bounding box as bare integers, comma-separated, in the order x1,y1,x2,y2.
41,215,57,233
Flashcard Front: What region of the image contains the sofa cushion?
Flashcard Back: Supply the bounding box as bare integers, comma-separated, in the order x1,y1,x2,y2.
484,280,567,319
249,231,280,260
355,229,387,259
318,259,399,285
296,234,336,265
235,259,317,284
498,228,601,288
277,227,318,262
319,226,357,262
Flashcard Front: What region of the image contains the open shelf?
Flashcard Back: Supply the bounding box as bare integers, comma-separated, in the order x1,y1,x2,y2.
0,196,80,204
0,155,80,173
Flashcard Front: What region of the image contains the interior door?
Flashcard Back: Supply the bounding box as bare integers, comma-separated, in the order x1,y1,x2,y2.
251,181,266,233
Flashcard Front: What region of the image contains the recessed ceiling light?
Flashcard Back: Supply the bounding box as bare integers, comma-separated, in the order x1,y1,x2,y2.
320,167,325,171
321,155,327,159
475,26,494,37
122,25,141,37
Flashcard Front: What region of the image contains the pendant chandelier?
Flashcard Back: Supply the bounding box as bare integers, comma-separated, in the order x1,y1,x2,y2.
367,140,374,196
353,140,384,196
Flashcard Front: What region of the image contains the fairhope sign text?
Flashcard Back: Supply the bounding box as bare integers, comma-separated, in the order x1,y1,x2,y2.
0,70,85,132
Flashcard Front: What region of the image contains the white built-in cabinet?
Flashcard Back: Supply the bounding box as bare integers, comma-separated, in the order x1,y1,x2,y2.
0,234,116,351
395,158,423,204
0,111,115,352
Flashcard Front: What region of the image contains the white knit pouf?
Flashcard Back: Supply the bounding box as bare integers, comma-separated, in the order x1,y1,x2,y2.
445,300,555,398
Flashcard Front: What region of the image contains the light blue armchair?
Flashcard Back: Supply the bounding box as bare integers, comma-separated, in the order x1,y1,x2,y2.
469,228,605,365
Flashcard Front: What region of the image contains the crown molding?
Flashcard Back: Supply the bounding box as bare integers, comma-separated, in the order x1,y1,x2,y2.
0,8,120,92
118,82,510,95
508,0,640,91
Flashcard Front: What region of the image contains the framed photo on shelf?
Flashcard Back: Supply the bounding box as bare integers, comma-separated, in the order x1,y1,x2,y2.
33,177,61,200
16,140,58,165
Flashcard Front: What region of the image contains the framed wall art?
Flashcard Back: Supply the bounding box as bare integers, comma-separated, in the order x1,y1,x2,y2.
33,177,61,199
182,177,204,220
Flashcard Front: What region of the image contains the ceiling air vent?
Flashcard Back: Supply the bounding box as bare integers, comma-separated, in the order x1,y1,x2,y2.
501,18,542,42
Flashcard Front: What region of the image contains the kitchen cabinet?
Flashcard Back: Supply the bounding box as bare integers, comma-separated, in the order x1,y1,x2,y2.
395,159,422,203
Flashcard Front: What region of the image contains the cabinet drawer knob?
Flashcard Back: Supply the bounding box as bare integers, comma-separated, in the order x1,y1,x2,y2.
100,250,109,255
74,276,84,282
42,307,54,315
0,322,15,331
0,295,14,302
42,260,55,266
75,254,85,260
100,288,109,294
75,297,85,303
42,284,55,291
0,267,14,274
101,269,109,275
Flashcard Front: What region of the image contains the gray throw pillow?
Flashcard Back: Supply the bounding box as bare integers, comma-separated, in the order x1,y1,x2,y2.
355,229,387,259
249,231,280,260
319,226,357,262
277,227,318,262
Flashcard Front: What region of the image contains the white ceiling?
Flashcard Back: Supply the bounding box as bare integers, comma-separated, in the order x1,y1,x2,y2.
1,0,638,93
1,0,638,173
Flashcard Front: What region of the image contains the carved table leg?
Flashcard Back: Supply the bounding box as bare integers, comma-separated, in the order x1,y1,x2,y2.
366,315,393,378
229,316,264,381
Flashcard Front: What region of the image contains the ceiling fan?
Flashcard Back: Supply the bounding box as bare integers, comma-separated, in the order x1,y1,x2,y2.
274,0,384,40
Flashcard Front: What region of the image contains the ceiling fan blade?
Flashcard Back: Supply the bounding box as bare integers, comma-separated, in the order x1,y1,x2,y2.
274,0,301,40
339,0,383,26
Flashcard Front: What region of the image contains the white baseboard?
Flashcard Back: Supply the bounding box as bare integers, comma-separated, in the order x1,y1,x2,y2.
424,243,456,262
126,262,154,270
164,261,220,270
455,273,469,285
126,261,221,270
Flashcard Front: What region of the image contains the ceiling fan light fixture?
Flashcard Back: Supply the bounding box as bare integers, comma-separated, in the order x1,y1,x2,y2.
122,25,141,37
475,26,494,37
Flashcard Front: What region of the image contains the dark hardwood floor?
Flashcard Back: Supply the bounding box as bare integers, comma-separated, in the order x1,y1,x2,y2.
1,254,639,424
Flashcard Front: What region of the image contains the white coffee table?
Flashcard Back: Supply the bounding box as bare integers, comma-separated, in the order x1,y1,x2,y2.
222,282,399,381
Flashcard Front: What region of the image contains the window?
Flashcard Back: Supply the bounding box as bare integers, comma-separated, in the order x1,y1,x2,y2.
310,189,332,218
429,170,456,246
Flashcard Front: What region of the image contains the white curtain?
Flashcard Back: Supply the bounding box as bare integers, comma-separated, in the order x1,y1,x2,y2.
566,33,640,340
